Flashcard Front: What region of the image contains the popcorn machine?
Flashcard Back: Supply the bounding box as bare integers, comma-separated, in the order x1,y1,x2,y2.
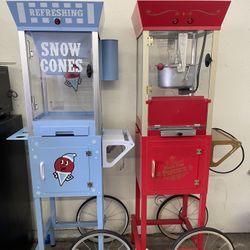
131,0,231,249
7,1,134,249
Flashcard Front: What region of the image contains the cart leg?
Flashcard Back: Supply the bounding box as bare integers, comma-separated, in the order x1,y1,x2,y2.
97,194,104,250
132,179,140,244
135,179,141,222
141,194,147,250
197,194,207,250
49,197,56,247
182,195,188,228
96,194,104,229
198,194,207,227
131,219,134,244
34,198,45,250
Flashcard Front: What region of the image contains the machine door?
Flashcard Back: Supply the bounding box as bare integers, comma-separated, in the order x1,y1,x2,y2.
146,137,210,192
29,136,102,197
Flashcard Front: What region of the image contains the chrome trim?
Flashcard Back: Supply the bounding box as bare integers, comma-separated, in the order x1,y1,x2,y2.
18,31,33,133
92,32,102,135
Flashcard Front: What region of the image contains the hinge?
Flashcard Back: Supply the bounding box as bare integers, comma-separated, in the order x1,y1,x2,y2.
147,36,154,46
146,85,152,95
196,149,203,155
86,150,92,157
194,179,200,186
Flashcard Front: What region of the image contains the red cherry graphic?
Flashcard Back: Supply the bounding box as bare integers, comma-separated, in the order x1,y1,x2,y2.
54,157,74,173
157,63,165,71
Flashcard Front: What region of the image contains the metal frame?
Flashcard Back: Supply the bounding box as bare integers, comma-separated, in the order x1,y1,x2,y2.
34,196,103,250
206,31,220,135
137,31,150,137
18,31,33,133
92,31,102,135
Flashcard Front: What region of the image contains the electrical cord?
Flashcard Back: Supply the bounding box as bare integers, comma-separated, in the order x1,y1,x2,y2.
210,128,245,174
189,31,208,93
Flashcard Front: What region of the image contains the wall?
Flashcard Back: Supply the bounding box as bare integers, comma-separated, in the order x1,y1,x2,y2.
0,0,250,235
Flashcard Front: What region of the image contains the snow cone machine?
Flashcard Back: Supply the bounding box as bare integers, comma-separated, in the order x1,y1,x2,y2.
7,1,134,249
131,0,234,249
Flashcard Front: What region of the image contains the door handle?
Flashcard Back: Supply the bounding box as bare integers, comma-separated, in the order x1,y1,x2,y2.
152,160,156,178
40,161,45,181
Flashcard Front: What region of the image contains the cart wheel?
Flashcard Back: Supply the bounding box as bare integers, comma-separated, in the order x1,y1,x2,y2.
70,229,133,250
76,195,129,236
156,195,209,240
171,227,235,250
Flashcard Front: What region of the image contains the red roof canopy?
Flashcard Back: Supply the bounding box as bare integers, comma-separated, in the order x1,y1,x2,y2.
132,0,231,37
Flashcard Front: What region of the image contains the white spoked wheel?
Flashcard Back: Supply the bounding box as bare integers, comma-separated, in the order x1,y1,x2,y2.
171,227,235,250
156,195,209,240
76,195,129,242
70,229,133,250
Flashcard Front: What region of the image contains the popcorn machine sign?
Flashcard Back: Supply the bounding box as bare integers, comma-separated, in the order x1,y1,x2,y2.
31,32,91,75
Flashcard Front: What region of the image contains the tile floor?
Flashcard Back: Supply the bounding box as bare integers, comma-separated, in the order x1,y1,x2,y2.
33,233,250,250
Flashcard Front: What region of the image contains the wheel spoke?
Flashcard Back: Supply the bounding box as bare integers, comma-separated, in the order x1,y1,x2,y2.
173,229,234,250
162,206,179,216
204,234,209,249
210,235,220,250
219,242,230,250
82,240,92,250
188,209,199,218
107,238,115,249
77,196,129,239
104,199,113,212
81,211,97,218
187,197,197,208
107,211,125,219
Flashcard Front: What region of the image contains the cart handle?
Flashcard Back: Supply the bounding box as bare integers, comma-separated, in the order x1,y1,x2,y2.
40,161,45,181
152,160,156,178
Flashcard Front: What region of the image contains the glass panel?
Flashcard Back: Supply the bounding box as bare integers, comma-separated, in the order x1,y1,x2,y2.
148,31,213,98
25,31,94,120
136,34,143,122
26,33,44,118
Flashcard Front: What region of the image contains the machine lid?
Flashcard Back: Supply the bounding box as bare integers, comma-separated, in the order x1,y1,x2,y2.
132,0,231,37
7,0,104,32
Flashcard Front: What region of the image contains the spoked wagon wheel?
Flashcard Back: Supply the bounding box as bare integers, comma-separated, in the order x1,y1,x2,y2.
76,195,129,241
156,195,209,239
171,227,235,250
70,229,133,250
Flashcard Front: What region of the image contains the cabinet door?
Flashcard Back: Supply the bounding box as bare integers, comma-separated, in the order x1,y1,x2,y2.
29,136,101,197
146,138,205,192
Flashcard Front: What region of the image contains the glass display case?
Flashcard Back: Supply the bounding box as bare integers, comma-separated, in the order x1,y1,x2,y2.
148,30,213,97
136,30,214,136
23,31,99,136
26,32,94,113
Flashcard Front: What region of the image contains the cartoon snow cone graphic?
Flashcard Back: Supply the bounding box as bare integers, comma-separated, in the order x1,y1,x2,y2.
53,153,77,186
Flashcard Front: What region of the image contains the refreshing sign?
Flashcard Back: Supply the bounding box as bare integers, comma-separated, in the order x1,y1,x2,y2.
7,1,103,31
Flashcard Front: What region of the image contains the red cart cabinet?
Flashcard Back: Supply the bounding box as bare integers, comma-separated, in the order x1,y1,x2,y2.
141,135,212,194
137,134,212,194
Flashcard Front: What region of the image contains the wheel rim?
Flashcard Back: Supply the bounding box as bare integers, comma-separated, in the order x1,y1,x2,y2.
77,196,129,238
71,230,132,250
173,228,234,250
157,195,208,240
